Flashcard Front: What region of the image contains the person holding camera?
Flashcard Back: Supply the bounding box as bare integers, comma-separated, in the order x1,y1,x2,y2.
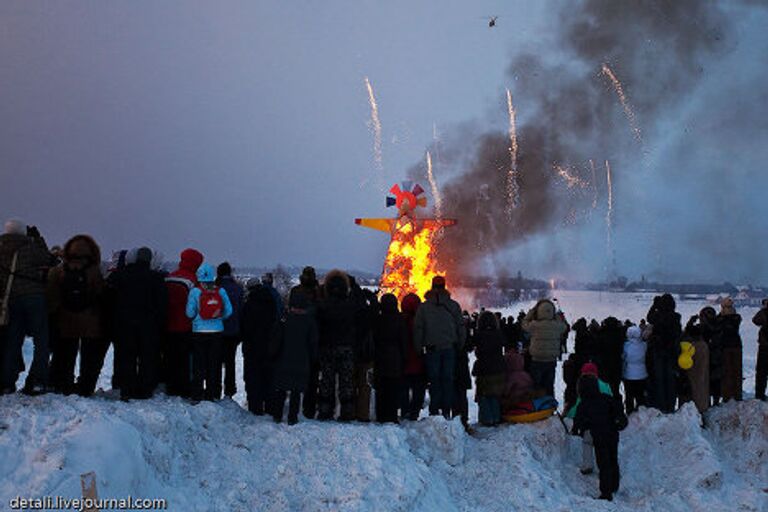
0,219,53,395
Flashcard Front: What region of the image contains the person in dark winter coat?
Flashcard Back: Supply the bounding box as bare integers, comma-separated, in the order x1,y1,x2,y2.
47,235,108,396
373,294,406,424
0,220,52,394
163,248,204,397
599,317,626,397
185,263,233,402
351,278,376,422
271,291,318,425
289,266,322,419
752,300,768,401
453,313,473,428
682,313,711,413
414,275,466,418
646,294,682,413
108,247,167,400
216,262,244,397
472,311,507,426
317,270,364,421
400,293,426,421
572,368,625,502
241,278,278,415
717,298,742,402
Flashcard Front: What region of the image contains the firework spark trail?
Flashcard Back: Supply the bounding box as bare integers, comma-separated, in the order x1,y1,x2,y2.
364,77,384,190
605,159,614,258
505,88,520,216
553,164,589,189
589,159,598,210
426,151,443,220
601,63,643,147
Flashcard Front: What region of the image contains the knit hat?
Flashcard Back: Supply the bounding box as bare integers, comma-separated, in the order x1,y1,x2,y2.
580,362,599,377
431,275,446,290
196,263,216,283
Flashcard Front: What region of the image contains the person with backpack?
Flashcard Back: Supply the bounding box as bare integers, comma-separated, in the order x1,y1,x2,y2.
108,247,167,400
0,220,53,395
572,362,627,502
46,235,108,396
241,277,278,415
472,311,507,426
163,248,204,397
186,263,233,402
216,262,244,398
372,293,406,424
270,291,318,425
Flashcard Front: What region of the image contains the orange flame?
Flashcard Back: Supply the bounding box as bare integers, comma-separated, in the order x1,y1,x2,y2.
379,218,443,301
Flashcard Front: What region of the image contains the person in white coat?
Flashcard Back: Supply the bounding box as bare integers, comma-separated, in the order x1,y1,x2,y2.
622,325,647,414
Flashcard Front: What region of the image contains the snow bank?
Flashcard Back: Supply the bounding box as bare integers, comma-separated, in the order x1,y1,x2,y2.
1,394,765,511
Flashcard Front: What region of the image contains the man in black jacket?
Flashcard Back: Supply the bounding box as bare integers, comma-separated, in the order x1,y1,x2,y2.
107,247,167,400
753,300,768,401
241,278,278,415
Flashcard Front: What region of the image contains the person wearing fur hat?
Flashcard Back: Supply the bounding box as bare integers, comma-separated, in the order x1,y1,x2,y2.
752,299,768,401
414,275,466,418
108,247,167,400
47,235,108,396
717,297,742,402
186,263,233,402
522,299,567,397
163,248,204,397
0,220,52,395
316,269,364,421
622,325,647,414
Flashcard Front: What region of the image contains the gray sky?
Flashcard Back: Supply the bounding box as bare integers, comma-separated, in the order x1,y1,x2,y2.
1,1,766,283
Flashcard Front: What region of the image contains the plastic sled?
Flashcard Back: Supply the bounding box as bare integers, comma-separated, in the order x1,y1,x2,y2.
503,407,556,424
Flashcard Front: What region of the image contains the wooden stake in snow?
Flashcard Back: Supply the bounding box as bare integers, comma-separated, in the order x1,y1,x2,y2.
80,471,99,512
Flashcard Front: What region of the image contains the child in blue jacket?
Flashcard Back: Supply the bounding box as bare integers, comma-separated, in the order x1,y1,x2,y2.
186,263,233,401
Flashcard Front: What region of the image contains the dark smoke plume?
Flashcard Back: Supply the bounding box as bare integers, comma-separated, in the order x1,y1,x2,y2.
410,0,734,282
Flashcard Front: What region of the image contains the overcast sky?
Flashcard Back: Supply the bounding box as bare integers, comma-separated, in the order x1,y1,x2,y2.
1,1,766,283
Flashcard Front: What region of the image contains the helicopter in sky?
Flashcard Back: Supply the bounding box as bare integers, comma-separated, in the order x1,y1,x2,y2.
488,16,498,28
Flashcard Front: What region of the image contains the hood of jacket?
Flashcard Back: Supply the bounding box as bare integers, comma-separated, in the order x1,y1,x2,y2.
534,300,556,320
178,248,203,274
626,325,642,341
401,293,421,315
196,263,216,283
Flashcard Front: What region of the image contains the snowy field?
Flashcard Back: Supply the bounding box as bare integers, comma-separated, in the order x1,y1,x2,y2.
1,291,765,511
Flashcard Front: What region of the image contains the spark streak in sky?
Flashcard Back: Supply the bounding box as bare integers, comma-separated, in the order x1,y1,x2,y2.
601,63,643,147
605,159,614,253
505,88,520,216
553,164,589,189
590,159,598,210
426,151,442,220
364,77,384,189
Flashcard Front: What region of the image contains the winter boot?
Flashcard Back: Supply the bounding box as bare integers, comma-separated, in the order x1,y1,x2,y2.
339,402,355,422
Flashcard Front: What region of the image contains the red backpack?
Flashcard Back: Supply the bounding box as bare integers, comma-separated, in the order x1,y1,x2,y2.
198,287,224,320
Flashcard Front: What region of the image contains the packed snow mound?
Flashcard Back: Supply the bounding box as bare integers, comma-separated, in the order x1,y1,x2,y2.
0,395,765,512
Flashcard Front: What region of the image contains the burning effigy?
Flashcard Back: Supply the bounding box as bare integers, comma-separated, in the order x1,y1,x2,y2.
355,181,456,300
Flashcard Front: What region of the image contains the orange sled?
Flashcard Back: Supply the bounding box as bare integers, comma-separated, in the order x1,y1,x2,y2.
503,407,556,424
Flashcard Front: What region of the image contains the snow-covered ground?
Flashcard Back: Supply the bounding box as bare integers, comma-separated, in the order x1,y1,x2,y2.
1,291,765,511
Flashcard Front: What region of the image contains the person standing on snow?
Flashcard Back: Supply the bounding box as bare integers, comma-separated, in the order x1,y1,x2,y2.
645,294,682,413
752,299,768,401
622,325,647,414
717,297,742,402
316,270,364,421
241,277,278,415
163,248,204,397
400,293,426,421
414,275,466,419
186,263,233,402
216,262,244,398
108,247,167,400
46,234,108,397
289,266,322,419
572,362,626,502
372,293,406,424
522,299,567,397
472,311,507,426
682,312,711,414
